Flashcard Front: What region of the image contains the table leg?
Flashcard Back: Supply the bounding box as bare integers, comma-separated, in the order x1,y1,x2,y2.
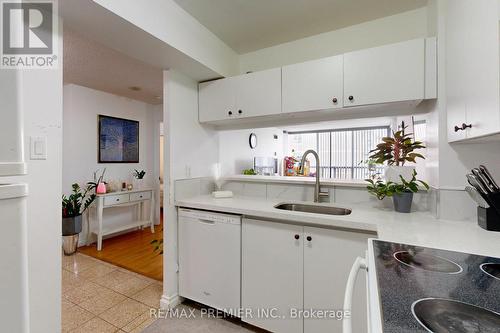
150,194,155,233
97,198,103,251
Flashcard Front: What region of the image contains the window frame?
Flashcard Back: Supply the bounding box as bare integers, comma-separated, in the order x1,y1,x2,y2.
287,125,391,179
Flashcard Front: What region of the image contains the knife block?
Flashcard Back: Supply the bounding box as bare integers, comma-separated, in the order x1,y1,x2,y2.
477,206,500,232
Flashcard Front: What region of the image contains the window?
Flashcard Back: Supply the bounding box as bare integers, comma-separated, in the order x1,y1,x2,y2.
287,126,391,180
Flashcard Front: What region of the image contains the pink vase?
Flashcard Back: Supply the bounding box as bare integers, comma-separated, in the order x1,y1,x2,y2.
96,182,106,194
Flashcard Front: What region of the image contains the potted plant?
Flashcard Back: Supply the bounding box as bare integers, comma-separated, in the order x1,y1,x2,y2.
88,168,106,194
369,126,425,183
366,170,429,213
62,183,96,255
133,169,146,189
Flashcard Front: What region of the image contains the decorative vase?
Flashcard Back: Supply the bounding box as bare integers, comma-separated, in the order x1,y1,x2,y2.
393,192,413,213
96,182,106,194
134,178,144,189
385,165,415,183
62,215,83,255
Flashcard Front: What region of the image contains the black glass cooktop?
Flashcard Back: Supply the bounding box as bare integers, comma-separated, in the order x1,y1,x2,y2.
372,240,500,332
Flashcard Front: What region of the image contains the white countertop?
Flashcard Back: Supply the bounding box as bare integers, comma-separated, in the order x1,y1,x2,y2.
223,175,367,187
176,195,500,258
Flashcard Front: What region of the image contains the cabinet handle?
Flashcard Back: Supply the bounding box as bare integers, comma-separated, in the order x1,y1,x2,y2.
238,110,243,114
348,95,354,101
332,97,338,104
228,111,233,116
116,198,120,201
306,236,312,242
454,123,472,132
294,234,300,240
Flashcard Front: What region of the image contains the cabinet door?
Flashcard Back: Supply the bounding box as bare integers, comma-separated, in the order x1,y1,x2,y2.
282,55,343,113
463,0,500,139
236,68,282,118
446,0,468,142
344,39,425,107
242,218,303,333
199,77,236,122
303,227,371,333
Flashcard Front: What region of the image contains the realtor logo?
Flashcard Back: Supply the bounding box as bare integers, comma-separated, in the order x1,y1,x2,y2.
1,0,58,68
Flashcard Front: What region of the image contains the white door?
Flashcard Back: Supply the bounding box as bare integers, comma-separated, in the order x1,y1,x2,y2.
344,39,425,107
198,77,236,122
303,227,371,333
242,218,303,333
236,68,282,118
282,55,343,113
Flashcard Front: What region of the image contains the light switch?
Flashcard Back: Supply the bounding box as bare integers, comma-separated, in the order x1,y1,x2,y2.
30,137,47,160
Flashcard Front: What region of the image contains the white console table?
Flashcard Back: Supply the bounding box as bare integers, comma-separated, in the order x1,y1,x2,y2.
89,188,155,251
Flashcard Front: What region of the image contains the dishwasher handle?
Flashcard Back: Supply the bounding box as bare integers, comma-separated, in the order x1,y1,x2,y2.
197,218,216,225
343,256,367,333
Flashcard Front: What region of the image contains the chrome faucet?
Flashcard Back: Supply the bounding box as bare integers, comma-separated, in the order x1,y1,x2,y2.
299,149,329,202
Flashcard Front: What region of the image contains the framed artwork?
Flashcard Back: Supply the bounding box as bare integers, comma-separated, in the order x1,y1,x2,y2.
98,115,139,163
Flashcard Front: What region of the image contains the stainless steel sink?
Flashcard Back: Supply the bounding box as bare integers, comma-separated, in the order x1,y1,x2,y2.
274,203,352,216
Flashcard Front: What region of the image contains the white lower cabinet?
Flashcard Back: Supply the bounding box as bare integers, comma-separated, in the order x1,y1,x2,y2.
242,218,372,333
241,218,304,333
303,226,370,333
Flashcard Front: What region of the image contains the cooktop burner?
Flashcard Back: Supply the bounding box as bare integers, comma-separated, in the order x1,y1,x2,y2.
393,250,463,274
412,298,500,333
480,263,500,280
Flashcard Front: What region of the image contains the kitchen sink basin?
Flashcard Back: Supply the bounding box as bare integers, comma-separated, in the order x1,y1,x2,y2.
274,203,352,216
412,298,500,333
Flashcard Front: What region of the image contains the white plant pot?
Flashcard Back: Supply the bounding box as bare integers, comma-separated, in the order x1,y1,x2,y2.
385,165,415,183
133,178,144,189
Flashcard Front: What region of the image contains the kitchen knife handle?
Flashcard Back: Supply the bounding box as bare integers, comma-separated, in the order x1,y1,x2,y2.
479,165,499,191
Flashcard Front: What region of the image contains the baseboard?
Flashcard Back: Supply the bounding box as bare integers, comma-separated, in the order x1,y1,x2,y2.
160,293,182,309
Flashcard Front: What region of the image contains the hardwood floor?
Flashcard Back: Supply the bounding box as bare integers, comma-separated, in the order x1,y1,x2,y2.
79,215,163,281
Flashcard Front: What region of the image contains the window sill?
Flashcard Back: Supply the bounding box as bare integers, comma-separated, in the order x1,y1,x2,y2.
223,175,368,188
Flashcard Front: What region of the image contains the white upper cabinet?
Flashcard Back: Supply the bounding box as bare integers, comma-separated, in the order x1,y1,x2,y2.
236,68,282,118
447,0,500,142
199,68,281,122
282,55,343,113
199,38,436,125
199,77,237,122
343,39,425,107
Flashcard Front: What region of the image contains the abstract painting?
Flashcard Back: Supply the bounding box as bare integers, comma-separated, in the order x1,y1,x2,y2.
98,115,139,163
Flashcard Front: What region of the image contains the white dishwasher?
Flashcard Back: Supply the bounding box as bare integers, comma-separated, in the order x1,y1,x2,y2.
178,208,241,314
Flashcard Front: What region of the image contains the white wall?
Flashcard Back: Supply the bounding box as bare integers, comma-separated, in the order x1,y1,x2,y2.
63,84,162,240
0,25,64,333
162,69,219,308
219,128,283,176
239,8,428,73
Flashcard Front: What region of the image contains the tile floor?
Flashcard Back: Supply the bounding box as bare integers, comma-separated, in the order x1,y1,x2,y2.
63,253,264,333
62,253,162,332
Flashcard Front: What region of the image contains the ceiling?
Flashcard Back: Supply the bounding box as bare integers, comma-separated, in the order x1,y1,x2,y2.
63,28,163,105
174,0,428,54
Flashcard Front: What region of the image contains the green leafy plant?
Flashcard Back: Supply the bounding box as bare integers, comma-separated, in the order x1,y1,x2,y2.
243,168,257,175
366,179,395,200
134,169,146,179
391,170,429,195
366,170,429,200
369,126,425,166
62,183,95,218
150,238,163,255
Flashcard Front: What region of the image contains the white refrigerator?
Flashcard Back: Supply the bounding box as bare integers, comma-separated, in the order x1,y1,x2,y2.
0,69,30,333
